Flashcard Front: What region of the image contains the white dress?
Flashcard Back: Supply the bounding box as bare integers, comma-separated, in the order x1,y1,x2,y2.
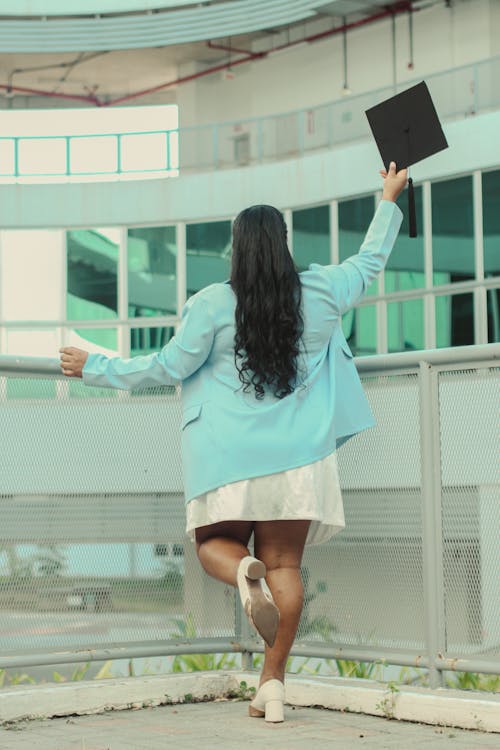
185,450,345,546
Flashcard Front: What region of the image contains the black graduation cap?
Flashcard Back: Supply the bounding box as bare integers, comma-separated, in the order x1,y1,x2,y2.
365,81,448,238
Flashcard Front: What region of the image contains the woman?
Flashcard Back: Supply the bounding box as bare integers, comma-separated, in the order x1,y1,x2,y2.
60,162,407,723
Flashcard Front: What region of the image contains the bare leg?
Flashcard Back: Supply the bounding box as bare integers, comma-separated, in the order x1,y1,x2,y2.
254,519,310,686
195,520,254,585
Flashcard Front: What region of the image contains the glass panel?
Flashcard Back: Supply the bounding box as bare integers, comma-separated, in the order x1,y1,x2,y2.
387,299,424,352
385,185,425,292
128,226,177,317
487,287,500,343
130,326,175,357
435,293,474,348
1,230,64,322
482,170,500,277
432,177,474,285
67,228,119,319
69,327,118,352
339,195,378,295
341,304,376,356
186,220,231,298
292,205,330,272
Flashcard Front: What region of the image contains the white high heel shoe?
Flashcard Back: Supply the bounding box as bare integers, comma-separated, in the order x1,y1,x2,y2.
248,679,285,723
236,556,279,648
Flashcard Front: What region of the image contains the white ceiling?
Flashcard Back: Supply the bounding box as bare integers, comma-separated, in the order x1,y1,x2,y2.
0,1,434,106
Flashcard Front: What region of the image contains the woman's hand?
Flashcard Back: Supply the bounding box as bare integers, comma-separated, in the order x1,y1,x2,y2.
59,347,89,378
380,161,408,202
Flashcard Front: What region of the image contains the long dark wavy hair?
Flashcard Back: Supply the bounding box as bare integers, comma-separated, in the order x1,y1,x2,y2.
230,204,304,400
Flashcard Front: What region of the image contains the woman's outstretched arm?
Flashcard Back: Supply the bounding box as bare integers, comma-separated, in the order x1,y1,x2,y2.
312,162,407,316
60,292,214,390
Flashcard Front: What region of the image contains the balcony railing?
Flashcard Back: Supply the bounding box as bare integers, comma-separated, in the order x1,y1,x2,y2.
0,344,498,689
1,55,500,181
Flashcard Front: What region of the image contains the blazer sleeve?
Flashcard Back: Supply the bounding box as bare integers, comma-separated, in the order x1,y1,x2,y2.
310,199,403,316
82,293,215,390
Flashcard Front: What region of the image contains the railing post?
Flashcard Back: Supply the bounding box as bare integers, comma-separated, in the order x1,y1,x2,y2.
298,110,305,155
14,137,19,178
66,136,71,177
257,119,263,163
212,124,219,169
116,134,122,174
234,588,254,671
419,360,446,688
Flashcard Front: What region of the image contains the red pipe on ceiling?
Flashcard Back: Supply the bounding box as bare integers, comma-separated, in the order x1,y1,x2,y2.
0,1,414,107
106,0,414,106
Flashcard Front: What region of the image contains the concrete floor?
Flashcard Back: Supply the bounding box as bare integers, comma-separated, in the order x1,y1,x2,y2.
1,699,500,750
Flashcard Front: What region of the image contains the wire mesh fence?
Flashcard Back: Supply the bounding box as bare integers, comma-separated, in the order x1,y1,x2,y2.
0,346,498,690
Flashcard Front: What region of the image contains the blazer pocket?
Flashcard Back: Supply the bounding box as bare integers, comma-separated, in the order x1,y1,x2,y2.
340,340,354,359
181,403,202,429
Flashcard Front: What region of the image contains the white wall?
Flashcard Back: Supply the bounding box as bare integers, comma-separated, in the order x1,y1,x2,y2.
1,107,498,228
177,0,496,128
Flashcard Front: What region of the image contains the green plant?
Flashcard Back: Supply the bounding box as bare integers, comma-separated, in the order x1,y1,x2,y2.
0,668,36,687
52,662,91,682
445,671,500,692
227,680,256,701
168,614,239,672
375,680,400,719
331,658,384,680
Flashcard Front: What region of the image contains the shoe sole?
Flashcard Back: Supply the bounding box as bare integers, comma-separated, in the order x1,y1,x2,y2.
245,582,280,647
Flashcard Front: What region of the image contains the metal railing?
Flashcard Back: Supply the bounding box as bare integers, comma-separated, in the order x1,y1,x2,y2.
0,344,498,687
1,55,500,180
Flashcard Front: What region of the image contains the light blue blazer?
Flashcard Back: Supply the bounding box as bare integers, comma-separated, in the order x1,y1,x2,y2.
83,199,403,502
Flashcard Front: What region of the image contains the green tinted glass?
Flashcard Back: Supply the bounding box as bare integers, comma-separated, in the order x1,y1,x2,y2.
130,326,175,357
67,228,119,318
435,293,474,348
186,221,231,297
292,204,330,271
482,170,500,278
128,226,177,317
387,299,424,352
432,177,474,285
339,196,378,295
386,185,425,291
487,288,500,343
342,304,376,356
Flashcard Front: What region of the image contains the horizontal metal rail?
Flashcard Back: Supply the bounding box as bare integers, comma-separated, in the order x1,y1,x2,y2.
1,344,498,380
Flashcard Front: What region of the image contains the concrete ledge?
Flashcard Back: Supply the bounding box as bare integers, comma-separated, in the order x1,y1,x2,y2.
0,672,240,725
1,670,499,733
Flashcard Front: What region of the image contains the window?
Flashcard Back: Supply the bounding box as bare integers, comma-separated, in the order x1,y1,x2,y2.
432,177,474,285
435,292,474,348
339,195,378,295
342,304,377,356
292,205,330,271
482,170,500,278
67,228,119,327
487,288,500,343
186,221,231,297
385,185,425,292
387,299,424,352
130,326,175,357
128,226,177,317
